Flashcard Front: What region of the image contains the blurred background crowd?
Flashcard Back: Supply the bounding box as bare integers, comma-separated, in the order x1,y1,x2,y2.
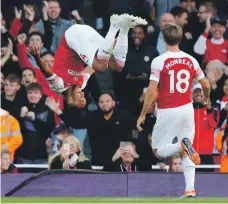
1,0,228,174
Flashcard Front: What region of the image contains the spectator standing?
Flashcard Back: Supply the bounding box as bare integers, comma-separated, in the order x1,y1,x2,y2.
170,6,195,56
205,60,228,105
1,74,28,119
154,0,180,25
113,25,158,116
196,2,217,39
192,83,217,171
1,37,21,77
35,0,73,52
16,83,55,164
17,33,64,110
194,18,228,64
46,93,136,166
180,0,199,42
0,108,23,161
1,150,18,174
155,13,175,55
216,125,228,173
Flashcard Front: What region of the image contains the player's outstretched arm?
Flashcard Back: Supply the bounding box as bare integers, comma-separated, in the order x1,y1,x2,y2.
137,80,158,131
29,45,54,78
199,77,211,102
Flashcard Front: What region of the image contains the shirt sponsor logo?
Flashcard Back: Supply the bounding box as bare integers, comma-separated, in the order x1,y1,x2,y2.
68,69,81,76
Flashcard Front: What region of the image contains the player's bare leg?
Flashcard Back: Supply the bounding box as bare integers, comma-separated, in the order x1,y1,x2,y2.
93,14,147,72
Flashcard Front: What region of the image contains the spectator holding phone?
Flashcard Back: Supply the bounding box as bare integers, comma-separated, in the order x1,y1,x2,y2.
50,136,91,170
104,142,139,172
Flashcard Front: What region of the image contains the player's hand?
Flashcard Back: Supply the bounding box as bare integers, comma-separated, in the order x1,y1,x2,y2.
46,97,60,112
29,45,40,56
137,115,146,132
14,7,22,19
17,33,27,44
42,1,49,21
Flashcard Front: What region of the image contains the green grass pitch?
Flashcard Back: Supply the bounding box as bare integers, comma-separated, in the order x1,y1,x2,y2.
1,197,228,203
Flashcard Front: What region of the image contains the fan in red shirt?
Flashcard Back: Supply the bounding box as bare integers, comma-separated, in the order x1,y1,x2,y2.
194,17,228,64
137,24,211,198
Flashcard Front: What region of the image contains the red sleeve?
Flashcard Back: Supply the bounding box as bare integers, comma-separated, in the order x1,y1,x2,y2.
17,44,34,69
202,31,209,38
9,18,23,39
35,69,64,110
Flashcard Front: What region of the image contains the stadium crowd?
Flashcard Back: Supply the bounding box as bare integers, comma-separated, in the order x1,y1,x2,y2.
1,0,228,174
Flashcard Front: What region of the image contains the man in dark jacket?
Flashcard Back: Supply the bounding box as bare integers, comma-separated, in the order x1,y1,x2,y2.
113,25,158,116
46,92,137,166
15,83,56,164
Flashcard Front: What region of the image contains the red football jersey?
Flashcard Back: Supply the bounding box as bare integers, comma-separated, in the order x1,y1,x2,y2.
150,51,205,109
53,36,85,87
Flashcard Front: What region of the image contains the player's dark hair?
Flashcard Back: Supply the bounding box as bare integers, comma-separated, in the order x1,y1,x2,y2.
170,6,188,17
161,24,183,45
21,68,36,78
5,74,21,84
26,82,43,93
27,32,44,43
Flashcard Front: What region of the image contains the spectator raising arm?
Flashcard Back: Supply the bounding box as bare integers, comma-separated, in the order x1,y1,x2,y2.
1,39,13,67
29,45,54,78
194,17,211,55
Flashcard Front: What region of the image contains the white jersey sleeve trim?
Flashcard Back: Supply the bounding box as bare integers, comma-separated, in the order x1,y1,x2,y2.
150,56,163,82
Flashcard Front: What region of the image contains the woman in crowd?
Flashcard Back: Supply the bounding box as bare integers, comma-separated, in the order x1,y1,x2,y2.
49,136,91,170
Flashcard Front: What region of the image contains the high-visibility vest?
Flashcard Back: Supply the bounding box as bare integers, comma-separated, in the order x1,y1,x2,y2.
0,108,23,160
216,131,228,173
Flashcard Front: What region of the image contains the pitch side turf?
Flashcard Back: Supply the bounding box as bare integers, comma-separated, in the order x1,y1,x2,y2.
1,197,228,203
